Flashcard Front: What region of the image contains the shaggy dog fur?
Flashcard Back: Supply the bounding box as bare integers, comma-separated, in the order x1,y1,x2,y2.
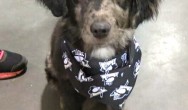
38,0,160,110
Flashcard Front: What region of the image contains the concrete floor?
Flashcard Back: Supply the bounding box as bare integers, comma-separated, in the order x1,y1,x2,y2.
0,0,187,110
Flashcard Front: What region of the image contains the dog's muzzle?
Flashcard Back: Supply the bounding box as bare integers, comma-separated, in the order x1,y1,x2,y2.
61,37,142,110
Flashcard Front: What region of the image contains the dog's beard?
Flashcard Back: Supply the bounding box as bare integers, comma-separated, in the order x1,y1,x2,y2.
90,46,116,59
82,28,135,60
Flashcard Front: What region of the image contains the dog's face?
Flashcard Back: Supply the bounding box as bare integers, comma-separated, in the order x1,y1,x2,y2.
75,0,132,49
39,0,160,59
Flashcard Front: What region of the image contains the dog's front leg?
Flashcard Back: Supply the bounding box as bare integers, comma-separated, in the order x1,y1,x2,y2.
58,80,86,110
45,54,85,110
82,99,109,110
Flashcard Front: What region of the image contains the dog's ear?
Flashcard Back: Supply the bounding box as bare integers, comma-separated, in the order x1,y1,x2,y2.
38,0,68,17
130,0,161,28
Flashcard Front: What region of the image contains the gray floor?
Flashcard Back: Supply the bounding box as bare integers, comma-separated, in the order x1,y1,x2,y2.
0,0,187,110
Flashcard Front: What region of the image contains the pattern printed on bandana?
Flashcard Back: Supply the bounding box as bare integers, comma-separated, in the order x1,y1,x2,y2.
88,86,107,98
61,37,142,110
99,58,118,73
62,52,72,71
133,60,141,78
100,72,119,86
110,80,132,100
121,53,127,67
134,37,140,52
72,49,90,68
119,101,125,109
75,70,94,82
75,88,79,93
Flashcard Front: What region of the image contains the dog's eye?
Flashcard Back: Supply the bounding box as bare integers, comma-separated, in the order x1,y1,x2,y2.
116,0,129,10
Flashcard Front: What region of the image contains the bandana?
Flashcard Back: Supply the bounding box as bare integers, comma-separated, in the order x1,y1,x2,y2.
61,38,142,110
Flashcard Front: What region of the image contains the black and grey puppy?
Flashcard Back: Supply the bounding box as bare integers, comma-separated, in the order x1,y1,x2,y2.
38,0,160,110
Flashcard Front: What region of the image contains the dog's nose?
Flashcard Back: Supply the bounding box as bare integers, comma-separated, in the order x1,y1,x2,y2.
90,21,111,39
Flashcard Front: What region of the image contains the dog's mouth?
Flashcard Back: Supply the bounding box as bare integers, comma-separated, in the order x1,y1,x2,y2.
81,35,129,60
79,23,134,60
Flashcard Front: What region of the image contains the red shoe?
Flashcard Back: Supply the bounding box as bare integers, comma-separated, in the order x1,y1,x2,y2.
0,50,28,80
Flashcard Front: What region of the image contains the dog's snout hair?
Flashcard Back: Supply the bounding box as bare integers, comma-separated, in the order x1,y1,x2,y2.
74,0,131,59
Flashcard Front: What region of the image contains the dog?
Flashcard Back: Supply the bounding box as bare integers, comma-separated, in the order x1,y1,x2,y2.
38,0,160,110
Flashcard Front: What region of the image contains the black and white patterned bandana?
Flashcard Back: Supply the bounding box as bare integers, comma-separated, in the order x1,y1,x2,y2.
61,38,142,110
